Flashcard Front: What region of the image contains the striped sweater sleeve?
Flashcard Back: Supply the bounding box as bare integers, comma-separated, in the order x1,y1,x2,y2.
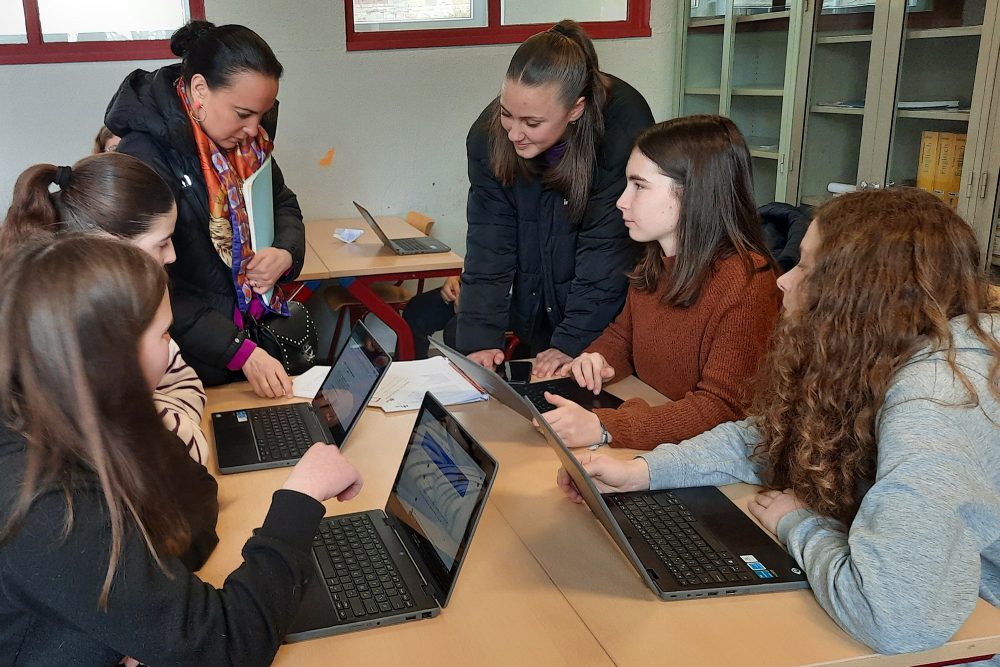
153,340,208,464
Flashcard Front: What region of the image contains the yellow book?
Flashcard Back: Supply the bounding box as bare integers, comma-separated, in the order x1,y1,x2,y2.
947,133,967,207
916,131,939,192
932,132,955,202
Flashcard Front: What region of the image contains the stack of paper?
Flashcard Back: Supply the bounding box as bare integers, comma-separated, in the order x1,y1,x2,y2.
370,356,488,413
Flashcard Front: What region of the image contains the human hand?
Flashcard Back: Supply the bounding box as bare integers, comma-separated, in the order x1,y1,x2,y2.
245,247,293,294
243,347,293,398
568,352,615,394
282,442,364,503
748,489,805,540
556,452,650,502
532,348,573,378
468,348,505,371
543,392,603,448
441,276,461,309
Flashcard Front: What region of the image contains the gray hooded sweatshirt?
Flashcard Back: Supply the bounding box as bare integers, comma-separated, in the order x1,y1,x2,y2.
639,315,1000,663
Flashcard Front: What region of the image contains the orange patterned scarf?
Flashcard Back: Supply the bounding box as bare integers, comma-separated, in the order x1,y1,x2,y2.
177,78,288,317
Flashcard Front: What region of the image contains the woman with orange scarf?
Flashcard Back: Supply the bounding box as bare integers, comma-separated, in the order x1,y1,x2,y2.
106,21,305,398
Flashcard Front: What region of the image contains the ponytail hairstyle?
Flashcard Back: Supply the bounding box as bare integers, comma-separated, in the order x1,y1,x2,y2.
171,20,283,89
628,115,775,307
1,153,174,247
0,235,192,607
488,19,610,222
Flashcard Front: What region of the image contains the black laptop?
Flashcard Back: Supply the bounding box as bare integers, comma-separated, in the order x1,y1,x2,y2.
212,322,391,473
353,201,451,255
430,337,623,415
531,402,809,600
286,392,498,640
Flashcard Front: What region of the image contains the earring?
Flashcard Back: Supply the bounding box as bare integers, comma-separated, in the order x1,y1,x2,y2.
191,100,207,124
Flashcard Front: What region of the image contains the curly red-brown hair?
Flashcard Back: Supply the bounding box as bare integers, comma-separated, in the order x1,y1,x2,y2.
751,187,1000,525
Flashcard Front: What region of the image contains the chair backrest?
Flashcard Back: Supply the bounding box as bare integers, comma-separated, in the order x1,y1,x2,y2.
405,211,435,236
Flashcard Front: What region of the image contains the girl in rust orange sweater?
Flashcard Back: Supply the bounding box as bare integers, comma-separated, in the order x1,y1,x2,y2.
544,115,781,450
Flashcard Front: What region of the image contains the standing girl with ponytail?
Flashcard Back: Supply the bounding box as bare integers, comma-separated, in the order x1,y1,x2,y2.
457,20,654,376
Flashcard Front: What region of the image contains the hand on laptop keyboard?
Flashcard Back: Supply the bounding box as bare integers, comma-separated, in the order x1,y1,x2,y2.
282,443,363,503
542,392,603,448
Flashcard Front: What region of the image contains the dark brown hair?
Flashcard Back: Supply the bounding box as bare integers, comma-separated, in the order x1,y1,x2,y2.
171,20,283,88
488,19,609,222
751,188,1000,524
628,115,775,307
1,153,174,246
0,235,191,607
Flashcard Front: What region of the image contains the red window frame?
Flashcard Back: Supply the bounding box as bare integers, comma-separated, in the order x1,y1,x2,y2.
0,0,205,65
345,0,650,51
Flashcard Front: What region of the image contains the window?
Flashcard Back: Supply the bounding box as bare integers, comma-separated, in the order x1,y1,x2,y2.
0,0,205,65
346,0,650,51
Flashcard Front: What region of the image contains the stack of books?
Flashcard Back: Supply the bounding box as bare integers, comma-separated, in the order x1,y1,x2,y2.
916,131,966,208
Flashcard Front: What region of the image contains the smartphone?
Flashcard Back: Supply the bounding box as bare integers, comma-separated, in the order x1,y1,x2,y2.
502,360,533,386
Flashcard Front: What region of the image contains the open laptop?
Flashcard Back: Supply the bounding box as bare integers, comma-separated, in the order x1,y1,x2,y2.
531,399,809,600
430,337,623,415
212,322,391,474
286,392,498,640
354,201,451,255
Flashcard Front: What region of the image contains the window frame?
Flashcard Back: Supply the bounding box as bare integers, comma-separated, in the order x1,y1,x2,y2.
0,0,205,65
345,0,651,51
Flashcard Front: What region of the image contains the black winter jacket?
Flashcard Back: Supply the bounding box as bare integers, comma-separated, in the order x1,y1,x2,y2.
105,64,305,384
457,75,653,357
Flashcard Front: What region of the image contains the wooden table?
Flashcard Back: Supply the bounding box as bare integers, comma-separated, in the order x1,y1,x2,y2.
200,383,608,666
202,380,1000,666
303,216,464,360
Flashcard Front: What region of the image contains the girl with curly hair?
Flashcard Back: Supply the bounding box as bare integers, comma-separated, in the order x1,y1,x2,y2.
557,187,1000,656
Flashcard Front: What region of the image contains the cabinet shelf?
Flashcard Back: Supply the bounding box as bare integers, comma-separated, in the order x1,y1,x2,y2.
746,136,781,160
810,105,865,115
685,87,721,96
906,25,983,40
689,17,724,28
816,33,873,44
732,86,785,97
897,109,971,121
735,10,791,24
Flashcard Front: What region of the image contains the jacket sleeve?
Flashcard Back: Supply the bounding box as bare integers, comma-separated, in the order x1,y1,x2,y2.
776,399,999,655
594,271,780,450
1,489,324,666
584,287,636,380
456,122,518,353
269,158,305,282
153,341,208,465
637,419,765,489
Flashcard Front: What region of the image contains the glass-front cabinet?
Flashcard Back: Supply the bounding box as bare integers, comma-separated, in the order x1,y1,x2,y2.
677,1,803,205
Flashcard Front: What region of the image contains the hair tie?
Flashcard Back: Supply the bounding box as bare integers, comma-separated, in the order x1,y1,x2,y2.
53,166,73,189
551,24,571,37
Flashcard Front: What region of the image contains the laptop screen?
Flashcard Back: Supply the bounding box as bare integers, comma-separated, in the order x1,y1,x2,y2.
353,201,395,247
311,322,390,445
384,394,496,604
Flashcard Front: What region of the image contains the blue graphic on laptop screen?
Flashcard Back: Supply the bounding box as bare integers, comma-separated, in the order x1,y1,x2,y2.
393,412,485,571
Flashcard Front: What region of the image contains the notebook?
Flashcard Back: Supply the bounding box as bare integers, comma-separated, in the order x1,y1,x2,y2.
286,392,498,640
353,201,451,255
429,337,623,416
243,156,275,303
211,322,390,474
530,402,809,600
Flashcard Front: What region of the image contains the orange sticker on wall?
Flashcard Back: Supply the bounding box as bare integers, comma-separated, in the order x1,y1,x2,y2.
319,148,335,167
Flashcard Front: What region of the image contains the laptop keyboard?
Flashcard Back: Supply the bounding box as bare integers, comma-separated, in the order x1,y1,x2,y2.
313,515,416,621
611,493,755,587
519,383,568,413
250,406,315,462
394,238,430,252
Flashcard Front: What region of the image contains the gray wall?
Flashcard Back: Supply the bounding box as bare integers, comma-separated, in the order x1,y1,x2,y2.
0,0,676,255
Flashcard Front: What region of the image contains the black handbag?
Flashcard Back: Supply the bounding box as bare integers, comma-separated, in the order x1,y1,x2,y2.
246,300,318,376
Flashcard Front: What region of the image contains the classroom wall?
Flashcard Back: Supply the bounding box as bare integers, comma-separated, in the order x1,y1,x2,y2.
0,0,675,255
